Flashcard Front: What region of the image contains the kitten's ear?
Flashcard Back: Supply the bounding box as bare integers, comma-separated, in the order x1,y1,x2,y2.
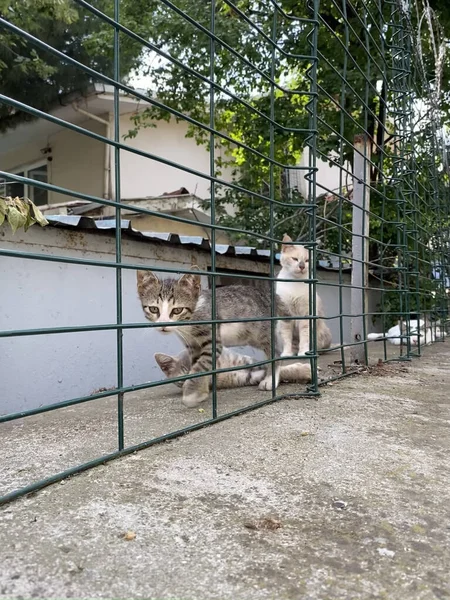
178,267,201,293
281,233,293,252
137,270,158,293
155,352,176,376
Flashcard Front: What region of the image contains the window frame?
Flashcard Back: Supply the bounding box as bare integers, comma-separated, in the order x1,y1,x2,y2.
0,159,49,206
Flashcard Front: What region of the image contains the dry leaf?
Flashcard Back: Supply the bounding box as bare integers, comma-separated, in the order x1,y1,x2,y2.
0,196,48,233
123,531,136,541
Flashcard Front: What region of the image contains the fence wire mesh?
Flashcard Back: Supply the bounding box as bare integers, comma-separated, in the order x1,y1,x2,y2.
0,0,449,504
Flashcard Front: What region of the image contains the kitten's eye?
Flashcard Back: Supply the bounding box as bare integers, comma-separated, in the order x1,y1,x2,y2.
146,306,159,314
305,258,309,263
292,257,299,262
171,307,184,316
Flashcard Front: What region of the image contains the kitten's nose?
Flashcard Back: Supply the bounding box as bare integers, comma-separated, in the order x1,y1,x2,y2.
299,262,305,271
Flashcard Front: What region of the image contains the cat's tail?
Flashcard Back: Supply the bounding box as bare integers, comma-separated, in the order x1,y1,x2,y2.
367,332,385,341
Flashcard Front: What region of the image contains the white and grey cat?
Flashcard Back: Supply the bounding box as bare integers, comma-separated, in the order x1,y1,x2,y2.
137,269,288,407
276,234,332,357
155,348,312,389
368,318,444,346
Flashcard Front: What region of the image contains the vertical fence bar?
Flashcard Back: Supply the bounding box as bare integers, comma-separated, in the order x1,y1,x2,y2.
377,0,389,362
351,135,371,365
361,8,371,366
389,0,410,357
337,0,349,373
269,6,277,393
114,0,124,450
306,0,320,393
209,0,217,419
399,2,413,357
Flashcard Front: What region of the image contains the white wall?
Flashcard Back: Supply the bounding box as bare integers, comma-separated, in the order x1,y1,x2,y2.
117,114,234,200
0,113,235,205
50,119,106,204
296,147,350,199
1,118,106,205
0,226,267,415
0,228,196,415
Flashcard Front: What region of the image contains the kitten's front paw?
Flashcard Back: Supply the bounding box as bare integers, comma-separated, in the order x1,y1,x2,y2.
259,376,279,391
182,377,209,408
182,390,209,408
249,369,266,385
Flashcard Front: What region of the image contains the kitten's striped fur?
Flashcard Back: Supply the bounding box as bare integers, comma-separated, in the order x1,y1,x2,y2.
155,348,312,389
137,269,287,407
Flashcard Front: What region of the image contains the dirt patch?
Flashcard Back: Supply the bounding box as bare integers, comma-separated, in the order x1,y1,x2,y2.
323,358,409,382
360,359,409,377
243,517,282,531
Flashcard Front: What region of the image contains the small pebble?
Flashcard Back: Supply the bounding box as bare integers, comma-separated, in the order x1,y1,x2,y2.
377,547,395,558
333,500,347,510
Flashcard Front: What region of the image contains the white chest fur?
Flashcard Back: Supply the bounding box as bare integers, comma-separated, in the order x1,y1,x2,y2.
276,279,308,299
276,270,310,304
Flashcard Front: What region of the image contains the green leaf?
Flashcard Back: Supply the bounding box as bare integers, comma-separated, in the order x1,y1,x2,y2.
0,197,7,217
23,212,36,232
30,203,49,227
7,206,27,234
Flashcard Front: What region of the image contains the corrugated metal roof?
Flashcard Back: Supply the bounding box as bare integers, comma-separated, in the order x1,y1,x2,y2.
44,215,349,270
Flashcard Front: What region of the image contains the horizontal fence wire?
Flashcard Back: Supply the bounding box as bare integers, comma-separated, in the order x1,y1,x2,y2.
0,0,449,505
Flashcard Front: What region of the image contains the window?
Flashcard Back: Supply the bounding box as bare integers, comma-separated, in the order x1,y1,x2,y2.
0,162,48,206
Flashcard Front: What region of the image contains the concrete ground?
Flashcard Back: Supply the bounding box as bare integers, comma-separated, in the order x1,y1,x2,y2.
1,341,450,599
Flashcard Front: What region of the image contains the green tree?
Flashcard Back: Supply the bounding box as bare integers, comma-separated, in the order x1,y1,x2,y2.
125,0,449,255
0,0,142,132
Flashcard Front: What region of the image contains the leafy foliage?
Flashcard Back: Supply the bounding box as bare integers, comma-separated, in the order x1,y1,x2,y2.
0,0,143,132
125,0,449,252
0,196,48,233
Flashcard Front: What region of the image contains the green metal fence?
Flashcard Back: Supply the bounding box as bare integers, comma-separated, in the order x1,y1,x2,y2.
0,0,449,504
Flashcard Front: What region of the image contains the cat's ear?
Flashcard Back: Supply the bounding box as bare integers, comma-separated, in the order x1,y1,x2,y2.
137,270,159,293
178,267,201,293
281,233,293,252
155,352,176,376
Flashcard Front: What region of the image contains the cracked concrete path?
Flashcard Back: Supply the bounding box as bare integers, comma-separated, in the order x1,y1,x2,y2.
1,342,450,599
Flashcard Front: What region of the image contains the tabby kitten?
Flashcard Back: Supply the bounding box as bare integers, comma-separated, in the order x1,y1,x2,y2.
155,348,312,389
137,269,284,407
276,234,332,356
